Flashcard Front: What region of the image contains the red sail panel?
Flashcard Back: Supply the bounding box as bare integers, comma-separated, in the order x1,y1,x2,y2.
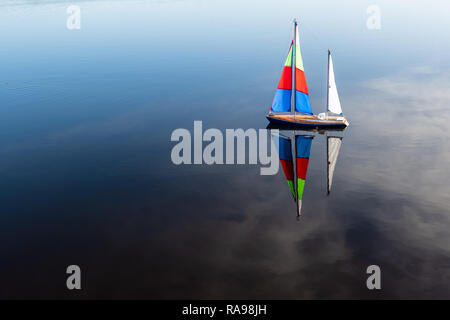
296,157,309,180
295,69,308,94
278,66,292,90
280,159,294,180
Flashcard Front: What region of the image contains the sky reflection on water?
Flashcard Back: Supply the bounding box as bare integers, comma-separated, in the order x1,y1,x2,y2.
0,0,450,299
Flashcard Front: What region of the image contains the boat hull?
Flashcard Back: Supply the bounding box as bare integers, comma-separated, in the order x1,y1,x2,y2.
266,114,349,129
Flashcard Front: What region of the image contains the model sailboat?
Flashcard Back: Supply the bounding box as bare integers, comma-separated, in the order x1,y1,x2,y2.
267,20,349,128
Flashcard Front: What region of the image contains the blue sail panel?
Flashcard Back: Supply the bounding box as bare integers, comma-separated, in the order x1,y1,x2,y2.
295,91,313,114
271,89,291,112
277,136,292,161
296,136,312,158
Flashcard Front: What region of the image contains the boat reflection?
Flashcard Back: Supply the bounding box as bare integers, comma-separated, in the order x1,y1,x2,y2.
268,125,346,217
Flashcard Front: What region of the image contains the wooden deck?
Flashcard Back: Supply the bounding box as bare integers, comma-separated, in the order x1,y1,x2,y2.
266,114,349,127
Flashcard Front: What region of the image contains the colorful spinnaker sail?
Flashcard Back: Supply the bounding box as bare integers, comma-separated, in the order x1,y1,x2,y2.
271,42,293,112
270,23,312,115
294,23,312,115
296,135,313,215
274,135,295,199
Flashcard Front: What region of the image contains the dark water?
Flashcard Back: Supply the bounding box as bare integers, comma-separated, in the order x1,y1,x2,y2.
1,0,450,299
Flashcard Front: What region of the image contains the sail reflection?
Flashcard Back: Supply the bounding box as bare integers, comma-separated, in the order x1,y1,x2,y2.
270,128,345,217
327,135,343,195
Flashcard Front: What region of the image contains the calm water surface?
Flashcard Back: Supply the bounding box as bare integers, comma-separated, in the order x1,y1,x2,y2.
1,0,450,299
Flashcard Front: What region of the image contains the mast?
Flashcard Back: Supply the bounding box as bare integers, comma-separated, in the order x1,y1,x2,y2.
327,49,330,114
292,20,313,116
293,19,297,118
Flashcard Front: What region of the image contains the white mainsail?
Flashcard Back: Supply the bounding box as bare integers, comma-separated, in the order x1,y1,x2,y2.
327,136,342,194
327,52,342,115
